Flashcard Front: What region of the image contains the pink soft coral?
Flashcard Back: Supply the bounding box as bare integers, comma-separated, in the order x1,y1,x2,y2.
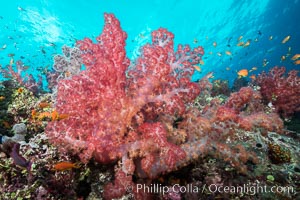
45,13,203,172
256,66,300,117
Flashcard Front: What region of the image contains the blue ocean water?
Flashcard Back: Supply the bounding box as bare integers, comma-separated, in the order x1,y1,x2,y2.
0,0,299,86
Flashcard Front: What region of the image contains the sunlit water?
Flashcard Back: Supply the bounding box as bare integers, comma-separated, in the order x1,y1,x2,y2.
0,0,299,87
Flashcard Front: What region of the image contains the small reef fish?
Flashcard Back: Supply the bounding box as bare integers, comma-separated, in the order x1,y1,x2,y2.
263,59,269,67
281,55,286,61
193,38,198,44
17,6,26,11
206,72,214,79
36,110,68,121
237,69,248,77
217,52,222,57
38,102,51,109
8,53,15,57
237,41,244,46
51,110,69,121
249,75,256,81
22,66,30,70
52,162,81,171
1,44,7,49
269,35,273,40
281,35,290,44
291,54,300,60
37,112,51,120
226,67,230,71
31,109,37,119
9,58,14,65
238,36,243,41
225,51,232,56
249,67,257,72
0,96,5,101
257,30,262,35
49,42,56,47
294,60,300,65
199,60,204,65
17,88,23,93
213,42,217,47
243,40,250,47
194,65,201,72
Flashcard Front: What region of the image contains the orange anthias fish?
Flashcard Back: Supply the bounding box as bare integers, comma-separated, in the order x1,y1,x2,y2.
213,42,217,47
225,51,232,56
52,162,81,171
294,60,300,65
17,88,23,94
237,69,249,77
51,110,69,121
37,112,52,120
36,110,68,121
249,75,256,81
237,41,244,46
31,109,37,119
291,54,300,60
243,40,251,47
281,35,290,44
38,102,51,109
194,65,201,72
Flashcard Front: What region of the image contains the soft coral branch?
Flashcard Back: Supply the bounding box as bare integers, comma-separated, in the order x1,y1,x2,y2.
1,61,42,94
256,66,300,117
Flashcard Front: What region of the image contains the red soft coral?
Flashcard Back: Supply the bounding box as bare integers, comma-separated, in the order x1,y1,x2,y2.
256,66,300,117
45,13,204,173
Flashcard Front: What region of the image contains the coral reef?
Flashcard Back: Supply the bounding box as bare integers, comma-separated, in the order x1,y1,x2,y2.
211,79,231,97
0,60,43,95
256,66,300,117
44,13,298,199
1,12,300,200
